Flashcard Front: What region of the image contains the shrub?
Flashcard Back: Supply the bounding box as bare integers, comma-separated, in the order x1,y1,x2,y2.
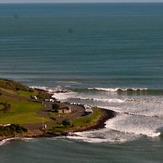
0,124,28,136
52,103,59,112
3,103,11,113
62,119,70,127
0,78,31,92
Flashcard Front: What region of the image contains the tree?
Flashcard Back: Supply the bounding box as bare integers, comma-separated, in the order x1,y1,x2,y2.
3,103,11,113
52,103,59,112
62,119,70,127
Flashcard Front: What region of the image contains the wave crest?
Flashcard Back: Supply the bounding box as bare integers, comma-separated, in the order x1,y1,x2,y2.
73,97,125,103
89,87,148,92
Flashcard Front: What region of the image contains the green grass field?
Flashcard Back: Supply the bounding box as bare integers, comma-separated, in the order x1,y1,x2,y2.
71,108,102,128
0,79,52,125
0,88,37,98
18,90,38,97
0,94,50,125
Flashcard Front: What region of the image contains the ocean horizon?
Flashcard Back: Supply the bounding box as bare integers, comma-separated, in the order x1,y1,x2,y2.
0,3,163,163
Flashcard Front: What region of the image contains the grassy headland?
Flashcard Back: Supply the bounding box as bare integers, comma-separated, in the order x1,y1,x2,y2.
0,78,116,140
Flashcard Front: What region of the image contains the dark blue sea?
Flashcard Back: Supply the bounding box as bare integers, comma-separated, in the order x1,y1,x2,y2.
0,3,163,163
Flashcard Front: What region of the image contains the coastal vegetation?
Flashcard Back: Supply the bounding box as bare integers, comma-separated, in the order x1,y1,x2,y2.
0,124,28,137
0,78,32,92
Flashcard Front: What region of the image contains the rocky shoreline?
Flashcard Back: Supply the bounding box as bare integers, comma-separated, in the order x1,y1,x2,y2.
69,108,116,133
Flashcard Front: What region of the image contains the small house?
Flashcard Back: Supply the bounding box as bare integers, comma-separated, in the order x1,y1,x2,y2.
58,106,72,114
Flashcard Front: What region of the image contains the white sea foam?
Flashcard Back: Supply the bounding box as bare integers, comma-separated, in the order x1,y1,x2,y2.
21,138,36,143
31,86,69,94
122,97,163,118
74,97,125,103
52,91,77,101
88,88,119,92
52,90,125,103
67,128,139,143
31,85,163,143
67,103,163,143
31,86,48,91
105,114,162,138
88,87,120,92
0,139,8,146
89,87,148,92
67,135,110,143
0,137,36,146
93,98,125,103
97,106,124,113
0,137,19,146
67,112,162,143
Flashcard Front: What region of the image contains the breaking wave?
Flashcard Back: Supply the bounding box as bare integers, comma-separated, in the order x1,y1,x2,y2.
0,138,35,146
87,87,163,95
105,114,162,138
31,86,70,94
30,85,163,143
88,87,148,92
73,97,125,103
67,113,162,143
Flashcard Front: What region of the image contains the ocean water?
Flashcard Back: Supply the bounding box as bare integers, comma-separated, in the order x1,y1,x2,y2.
0,3,163,163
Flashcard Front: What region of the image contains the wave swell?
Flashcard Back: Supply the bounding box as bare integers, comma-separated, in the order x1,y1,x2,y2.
88,87,163,95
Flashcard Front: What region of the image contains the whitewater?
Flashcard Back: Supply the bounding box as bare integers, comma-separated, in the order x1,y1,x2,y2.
31,86,163,143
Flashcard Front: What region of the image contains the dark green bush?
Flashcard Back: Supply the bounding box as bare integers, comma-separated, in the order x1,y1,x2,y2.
0,124,28,136
52,103,59,112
